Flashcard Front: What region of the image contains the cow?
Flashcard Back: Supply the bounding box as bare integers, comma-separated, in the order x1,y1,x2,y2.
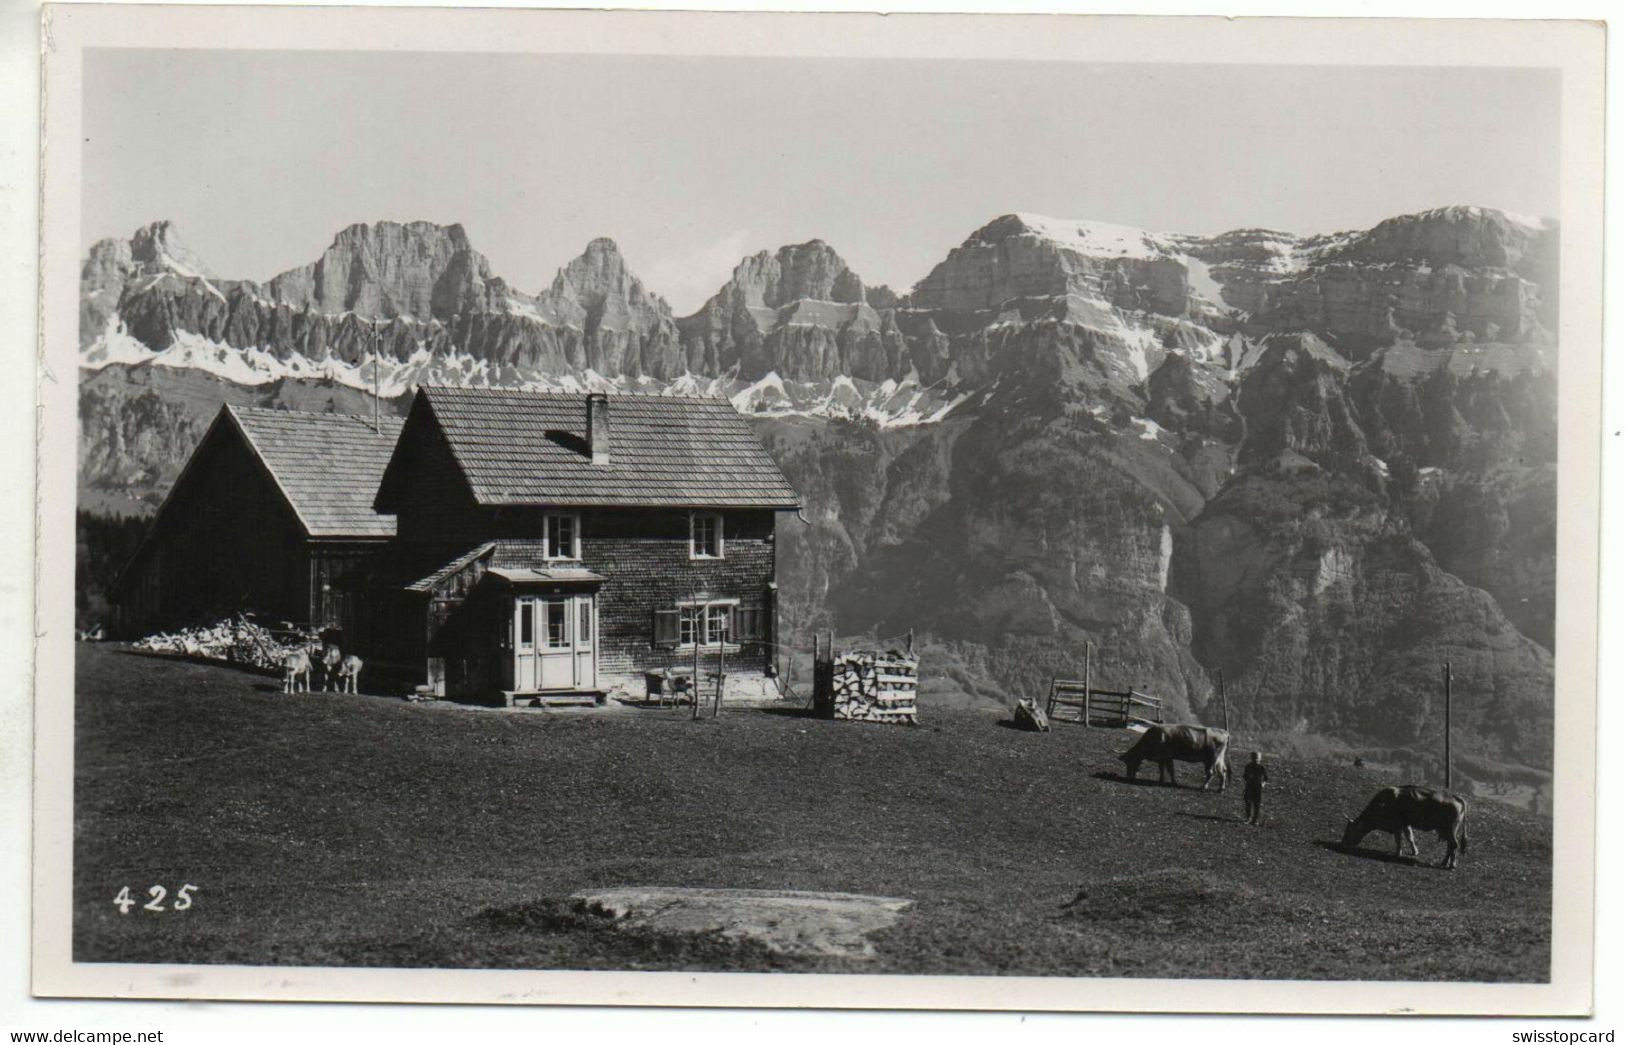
334,654,364,695
1341,785,1469,869
1117,724,1230,790
318,644,343,691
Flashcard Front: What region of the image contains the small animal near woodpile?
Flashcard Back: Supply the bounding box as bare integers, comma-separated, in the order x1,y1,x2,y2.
282,647,313,694
334,654,364,695
817,647,920,725
1013,697,1050,732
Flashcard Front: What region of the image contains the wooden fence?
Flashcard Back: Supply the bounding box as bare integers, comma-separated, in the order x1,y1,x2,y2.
1045,678,1163,728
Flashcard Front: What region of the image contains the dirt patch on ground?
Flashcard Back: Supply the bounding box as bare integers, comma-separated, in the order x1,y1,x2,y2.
571,887,913,958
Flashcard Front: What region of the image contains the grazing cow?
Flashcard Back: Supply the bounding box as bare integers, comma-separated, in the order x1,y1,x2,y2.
281,648,312,694
335,654,364,695
1341,785,1469,869
318,644,343,691
1118,724,1230,790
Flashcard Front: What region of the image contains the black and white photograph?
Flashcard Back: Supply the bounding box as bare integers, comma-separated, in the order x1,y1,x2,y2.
26,5,1606,1016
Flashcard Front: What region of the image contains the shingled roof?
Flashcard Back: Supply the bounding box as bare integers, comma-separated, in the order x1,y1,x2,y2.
395,387,800,509
227,406,404,537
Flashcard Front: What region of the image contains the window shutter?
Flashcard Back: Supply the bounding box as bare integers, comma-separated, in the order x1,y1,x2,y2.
653,608,679,648
733,606,763,641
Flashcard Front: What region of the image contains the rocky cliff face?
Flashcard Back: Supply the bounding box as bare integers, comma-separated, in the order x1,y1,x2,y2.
1193,206,1557,358
677,240,910,383
81,222,690,384
266,221,503,319
78,204,1560,770
1170,472,1553,763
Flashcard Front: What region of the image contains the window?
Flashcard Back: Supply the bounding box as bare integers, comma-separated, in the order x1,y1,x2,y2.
689,513,723,559
577,600,592,645
706,604,731,646
653,600,741,649
519,602,534,647
545,513,580,560
544,599,570,649
733,606,765,642
653,608,680,648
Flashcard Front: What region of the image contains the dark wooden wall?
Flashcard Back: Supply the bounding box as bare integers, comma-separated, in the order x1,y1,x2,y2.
119,423,310,632
385,505,780,686
568,508,777,680
308,541,390,633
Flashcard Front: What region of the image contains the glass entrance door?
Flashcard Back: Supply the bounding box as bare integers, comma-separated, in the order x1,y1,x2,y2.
512,594,597,692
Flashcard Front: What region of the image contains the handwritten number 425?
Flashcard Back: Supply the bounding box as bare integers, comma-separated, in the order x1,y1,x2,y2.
113,884,198,914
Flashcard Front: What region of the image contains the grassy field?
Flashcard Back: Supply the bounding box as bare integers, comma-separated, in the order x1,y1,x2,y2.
73,644,1552,979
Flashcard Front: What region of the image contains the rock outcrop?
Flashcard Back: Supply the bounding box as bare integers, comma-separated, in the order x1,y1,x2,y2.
1170,472,1553,764
678,240,910,382
81,222,688,381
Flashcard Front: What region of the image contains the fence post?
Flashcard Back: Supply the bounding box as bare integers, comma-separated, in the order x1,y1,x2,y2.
1218,670,1229,731
690,606,702,721
1443,661,1452,790
715,641,725,718
1083,641,1092,727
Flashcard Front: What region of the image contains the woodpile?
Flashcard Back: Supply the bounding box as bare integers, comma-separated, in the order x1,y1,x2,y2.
829,649,918,725
134,615,308,671
1013,697,1050,732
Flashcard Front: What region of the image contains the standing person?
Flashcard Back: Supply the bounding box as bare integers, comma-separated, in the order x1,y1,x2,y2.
1242,751,1268,825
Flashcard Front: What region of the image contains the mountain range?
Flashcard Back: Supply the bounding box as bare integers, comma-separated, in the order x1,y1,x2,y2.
78,205,1560,778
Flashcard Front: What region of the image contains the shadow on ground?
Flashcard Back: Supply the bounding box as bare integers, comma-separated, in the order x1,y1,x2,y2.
1311,839,1430,867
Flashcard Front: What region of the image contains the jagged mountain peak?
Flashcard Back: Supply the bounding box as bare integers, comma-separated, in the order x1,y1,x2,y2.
538,238,674,335
266,219,496,321
710,239,867,311
119,220,214,279
548,238,665,299
318,219,479,258
550,237,639,289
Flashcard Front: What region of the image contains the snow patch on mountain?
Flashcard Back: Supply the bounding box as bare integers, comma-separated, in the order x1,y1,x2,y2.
1181,255,1225,303
1009,213,1179,260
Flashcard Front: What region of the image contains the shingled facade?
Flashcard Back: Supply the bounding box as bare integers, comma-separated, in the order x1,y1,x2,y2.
369,388,800,701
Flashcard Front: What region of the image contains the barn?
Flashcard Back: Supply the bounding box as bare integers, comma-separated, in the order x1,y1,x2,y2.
111,405,403,639
114,387,802,705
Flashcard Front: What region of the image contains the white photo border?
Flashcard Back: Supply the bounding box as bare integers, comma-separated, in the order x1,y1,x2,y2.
32,5,1604,1014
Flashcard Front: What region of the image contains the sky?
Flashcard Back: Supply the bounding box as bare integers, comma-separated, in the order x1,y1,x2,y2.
82,50,1561,315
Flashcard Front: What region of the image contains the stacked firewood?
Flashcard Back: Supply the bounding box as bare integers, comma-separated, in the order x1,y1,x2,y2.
831,649,919,725
134,615,306,670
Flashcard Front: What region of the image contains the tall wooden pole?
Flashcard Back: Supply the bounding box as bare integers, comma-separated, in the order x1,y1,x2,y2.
371,320,381,433
1218,670,1229,731
1083,641,1092,728
715,640,725,718
1443,661,1453,789
690,603,702,721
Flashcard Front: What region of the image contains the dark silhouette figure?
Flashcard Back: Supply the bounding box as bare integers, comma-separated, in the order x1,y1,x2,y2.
1242,751,1268,825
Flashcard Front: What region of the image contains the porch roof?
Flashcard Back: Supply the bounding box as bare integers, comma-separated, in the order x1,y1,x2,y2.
485,566,606,587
